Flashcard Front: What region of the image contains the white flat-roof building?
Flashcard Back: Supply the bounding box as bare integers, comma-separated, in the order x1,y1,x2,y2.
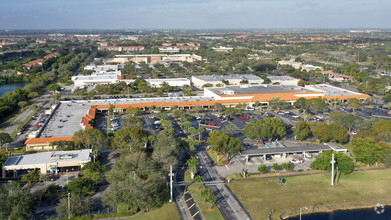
2,149,92,177
162,54,202,63
191,74,263,89
278,60,302,69
84,64,120,73
146,78,191,88
158,47,180,53
120,78,190,88
268,76,300,86
212,46,234,52
71,75,120,87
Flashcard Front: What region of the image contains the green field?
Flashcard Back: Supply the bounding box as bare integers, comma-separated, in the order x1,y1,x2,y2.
127,202,180,220
229,169,391,220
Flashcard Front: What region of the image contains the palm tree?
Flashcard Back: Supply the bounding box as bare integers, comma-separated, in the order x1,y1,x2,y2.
198,127,206,141
182,137,200,153
148,135,156,147
186,157,198,180
182,120,192,133
92,150,100,163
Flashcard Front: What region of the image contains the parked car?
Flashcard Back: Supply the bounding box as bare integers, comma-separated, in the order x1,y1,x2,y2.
290,159,304,164
244,106,255,111
209,123,216,126
241,116,249,120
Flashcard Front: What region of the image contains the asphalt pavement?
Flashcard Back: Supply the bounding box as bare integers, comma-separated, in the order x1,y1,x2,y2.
196,149,252,220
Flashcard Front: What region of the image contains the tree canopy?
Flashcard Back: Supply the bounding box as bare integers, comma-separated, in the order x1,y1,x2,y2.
295,120,311,140
310,150,354,174
310,122,349,144
208,130,242,161
152,130,180,170
0,182,35,220
352,138,391,165
0,132,12,146
103,152,168,213
73,128,108,149
244,118,286,140
328,112,363,132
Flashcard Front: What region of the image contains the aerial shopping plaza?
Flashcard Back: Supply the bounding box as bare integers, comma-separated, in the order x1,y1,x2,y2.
24,75,370,151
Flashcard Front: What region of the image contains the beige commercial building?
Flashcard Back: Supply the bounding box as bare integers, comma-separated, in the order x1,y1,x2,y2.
112,54,202,64
98,46,144,52
278,60,323,71
2,149,92,177
212,46,234,52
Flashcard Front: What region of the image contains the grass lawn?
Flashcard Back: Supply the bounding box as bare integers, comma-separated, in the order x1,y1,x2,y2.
229,169,391,220
128,202,180,220
207,148,227,166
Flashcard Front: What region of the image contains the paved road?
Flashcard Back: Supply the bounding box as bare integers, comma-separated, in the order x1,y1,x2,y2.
3,92,53,148
174,164,194,220
2,92,51,134
196,149,252,220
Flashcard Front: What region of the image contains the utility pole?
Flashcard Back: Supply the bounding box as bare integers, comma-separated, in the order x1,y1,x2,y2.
67,192,71,219
299,207,307,220
168,165,174,202
331,153,335,186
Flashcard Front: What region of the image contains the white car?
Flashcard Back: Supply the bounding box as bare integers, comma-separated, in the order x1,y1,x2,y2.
290,159,304,164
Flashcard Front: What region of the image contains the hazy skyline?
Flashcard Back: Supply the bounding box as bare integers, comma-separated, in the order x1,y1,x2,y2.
0,0,390,30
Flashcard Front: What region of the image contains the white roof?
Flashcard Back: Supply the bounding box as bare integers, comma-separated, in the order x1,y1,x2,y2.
147,78,190,82
72,75,119,82
3,149,92,167
268,76,299,81
193,74,262,82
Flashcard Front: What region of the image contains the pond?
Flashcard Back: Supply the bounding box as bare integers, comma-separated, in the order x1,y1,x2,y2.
0,83,27,97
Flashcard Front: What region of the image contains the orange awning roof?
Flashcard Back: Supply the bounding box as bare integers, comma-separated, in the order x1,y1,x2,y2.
25,136,74,145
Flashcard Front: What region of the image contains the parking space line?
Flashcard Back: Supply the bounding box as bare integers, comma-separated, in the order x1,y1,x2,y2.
192,211,199,218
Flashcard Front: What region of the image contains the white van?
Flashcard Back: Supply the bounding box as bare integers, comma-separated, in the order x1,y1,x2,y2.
244,106,255,111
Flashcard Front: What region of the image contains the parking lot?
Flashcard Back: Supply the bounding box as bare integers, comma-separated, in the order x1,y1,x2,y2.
215,152,317,178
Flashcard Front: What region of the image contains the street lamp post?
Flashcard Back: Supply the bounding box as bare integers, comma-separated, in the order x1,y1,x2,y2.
67,192,71,219
299,206,308,220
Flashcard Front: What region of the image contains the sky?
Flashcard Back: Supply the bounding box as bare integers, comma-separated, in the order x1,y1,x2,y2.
0,0,390,30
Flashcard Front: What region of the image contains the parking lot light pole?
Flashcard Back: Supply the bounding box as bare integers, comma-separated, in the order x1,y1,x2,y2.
68,192,71,219
299,206,307,220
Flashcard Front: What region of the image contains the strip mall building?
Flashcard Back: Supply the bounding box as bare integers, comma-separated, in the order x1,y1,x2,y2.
25,84,370,151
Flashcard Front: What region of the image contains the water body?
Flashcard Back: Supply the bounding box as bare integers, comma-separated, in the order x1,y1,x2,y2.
289,206,391,220
0,83,26,97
